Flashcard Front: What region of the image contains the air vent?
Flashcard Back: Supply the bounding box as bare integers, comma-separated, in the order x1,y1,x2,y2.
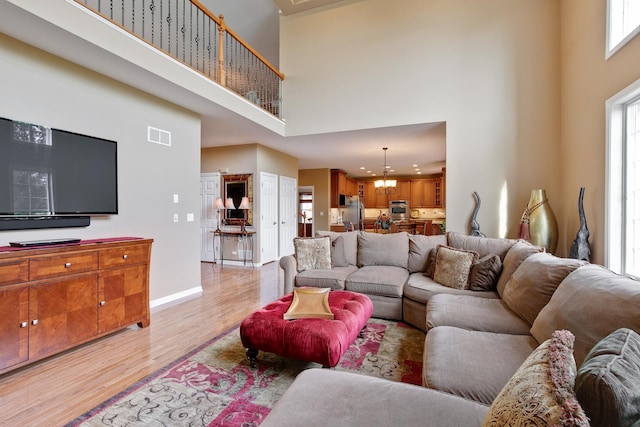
147,126,171,146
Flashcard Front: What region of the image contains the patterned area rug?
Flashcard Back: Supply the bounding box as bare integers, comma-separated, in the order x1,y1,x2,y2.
66,318,425,427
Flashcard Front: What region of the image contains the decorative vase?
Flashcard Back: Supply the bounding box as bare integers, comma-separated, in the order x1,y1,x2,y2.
518,189,558,253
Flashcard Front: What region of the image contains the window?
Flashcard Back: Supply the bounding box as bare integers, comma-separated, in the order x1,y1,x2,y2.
607,0,640,58
606,78,640,279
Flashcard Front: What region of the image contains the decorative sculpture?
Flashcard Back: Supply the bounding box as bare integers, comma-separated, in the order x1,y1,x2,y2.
470,192,486,237
569,187,591,261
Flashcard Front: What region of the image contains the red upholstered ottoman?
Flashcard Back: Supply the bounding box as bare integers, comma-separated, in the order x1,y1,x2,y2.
240,290,373,368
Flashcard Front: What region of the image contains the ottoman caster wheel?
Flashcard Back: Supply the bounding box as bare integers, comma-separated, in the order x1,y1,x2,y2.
359,325,367,339
246,348,258,368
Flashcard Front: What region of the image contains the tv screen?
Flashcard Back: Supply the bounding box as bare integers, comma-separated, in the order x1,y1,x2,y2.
0,117,118,216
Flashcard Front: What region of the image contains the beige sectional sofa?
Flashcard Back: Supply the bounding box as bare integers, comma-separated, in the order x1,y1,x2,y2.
267,231,640,426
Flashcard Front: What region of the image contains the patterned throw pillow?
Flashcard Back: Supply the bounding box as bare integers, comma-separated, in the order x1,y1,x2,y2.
468,254,502,291
575,328,640,427
294,236,332,272
432,245,478,290
482,330,589,427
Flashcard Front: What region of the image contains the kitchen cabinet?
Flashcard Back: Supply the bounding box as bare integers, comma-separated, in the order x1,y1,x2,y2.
331,169,359,208
362,181,389,209
410,177,443,208
393,180,411,201
0,238,152,374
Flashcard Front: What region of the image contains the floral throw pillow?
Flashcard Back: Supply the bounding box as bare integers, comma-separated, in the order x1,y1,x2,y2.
294,236,332,272
482,330,589,427
432,245,478,289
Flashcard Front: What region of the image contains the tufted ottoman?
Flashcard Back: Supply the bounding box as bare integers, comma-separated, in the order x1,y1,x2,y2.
240,290,373,368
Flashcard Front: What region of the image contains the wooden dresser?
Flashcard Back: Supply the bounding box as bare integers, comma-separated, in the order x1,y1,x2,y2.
0,238,152,375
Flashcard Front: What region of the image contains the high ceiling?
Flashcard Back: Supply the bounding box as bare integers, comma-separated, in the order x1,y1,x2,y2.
200,0,446,178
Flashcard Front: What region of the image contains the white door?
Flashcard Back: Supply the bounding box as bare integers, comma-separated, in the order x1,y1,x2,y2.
279,176,298,257
200,172,221,262
260,172,278,264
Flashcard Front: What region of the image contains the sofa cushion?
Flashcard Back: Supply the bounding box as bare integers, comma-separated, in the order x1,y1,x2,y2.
405,273,500,305
408,234,447,273
494,240,543,297
447,231,517,260
296,265,358,290
502,252,586,325
294,236,331,272
530,264,640,367
482,330,589,426
468,254,502,291
260,369,489,427
575,328,640,427
426,294,531,335
316,230,358,266
345,265,408,298
330,235,348,267
357,231,409,268
433,245,478,289
423,326,538,405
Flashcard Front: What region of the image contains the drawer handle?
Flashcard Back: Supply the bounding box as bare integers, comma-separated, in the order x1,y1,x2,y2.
99,301,106,306
31,319,38,326
65,262,72,268
20,321,28,328
122,254,128,260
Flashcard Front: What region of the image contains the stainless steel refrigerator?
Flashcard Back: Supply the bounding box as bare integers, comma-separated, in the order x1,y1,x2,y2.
340,196,365,230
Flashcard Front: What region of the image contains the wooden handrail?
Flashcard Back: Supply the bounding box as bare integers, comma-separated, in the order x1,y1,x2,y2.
73,0,284,117
189,0,284,79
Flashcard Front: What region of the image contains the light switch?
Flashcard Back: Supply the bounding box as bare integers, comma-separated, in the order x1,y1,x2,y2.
173,194,179,203
187,213,194,222
173,213,179,222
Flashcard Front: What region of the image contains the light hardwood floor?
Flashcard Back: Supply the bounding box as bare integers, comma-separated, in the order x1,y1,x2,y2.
0,261,282,426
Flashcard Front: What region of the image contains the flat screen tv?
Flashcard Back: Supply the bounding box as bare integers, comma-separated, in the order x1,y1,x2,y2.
0,117,118,217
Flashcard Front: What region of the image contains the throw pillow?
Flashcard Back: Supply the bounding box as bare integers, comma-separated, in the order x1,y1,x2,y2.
502,252,586,325
575,328,640,427
432,245,478,290
494,239,543,298
468,254,502,291
423,248,438,279
330,235,348,267
482,330,589,427
294,236,332,272
283,287,334,320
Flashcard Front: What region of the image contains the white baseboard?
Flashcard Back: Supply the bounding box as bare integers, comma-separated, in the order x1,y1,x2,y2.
150,286,203,312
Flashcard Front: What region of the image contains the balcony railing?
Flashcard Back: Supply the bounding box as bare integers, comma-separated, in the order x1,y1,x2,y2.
74,0,284,118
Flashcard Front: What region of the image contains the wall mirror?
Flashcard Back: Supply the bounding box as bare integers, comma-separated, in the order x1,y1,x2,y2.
223,174,253,225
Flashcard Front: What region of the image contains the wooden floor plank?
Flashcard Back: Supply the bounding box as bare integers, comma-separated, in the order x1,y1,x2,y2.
0,262,282,426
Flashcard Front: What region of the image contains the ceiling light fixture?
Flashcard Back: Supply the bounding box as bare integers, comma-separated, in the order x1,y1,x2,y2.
374,147,396,195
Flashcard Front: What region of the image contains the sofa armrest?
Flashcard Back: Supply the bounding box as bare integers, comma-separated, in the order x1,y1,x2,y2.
279,255,297,294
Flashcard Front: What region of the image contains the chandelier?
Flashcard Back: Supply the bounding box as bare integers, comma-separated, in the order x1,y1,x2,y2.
374,147,396,195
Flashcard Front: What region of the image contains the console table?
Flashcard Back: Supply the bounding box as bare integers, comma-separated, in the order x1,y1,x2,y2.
0,237,152,375
212,229,255,268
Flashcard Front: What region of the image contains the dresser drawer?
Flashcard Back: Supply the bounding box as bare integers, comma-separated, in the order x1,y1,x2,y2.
29,251,99,281
0,259,29,286
99,244,150,269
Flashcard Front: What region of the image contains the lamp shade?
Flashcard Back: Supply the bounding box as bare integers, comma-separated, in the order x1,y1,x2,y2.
225,198,235,209
214,197,224,209
238,196,250,210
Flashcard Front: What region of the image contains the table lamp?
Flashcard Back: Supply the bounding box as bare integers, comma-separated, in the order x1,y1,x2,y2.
214,197,224,232
238,196,250,232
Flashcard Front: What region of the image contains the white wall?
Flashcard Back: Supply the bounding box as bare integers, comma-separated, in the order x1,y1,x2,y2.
0,34,202,303
281,0,561,241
